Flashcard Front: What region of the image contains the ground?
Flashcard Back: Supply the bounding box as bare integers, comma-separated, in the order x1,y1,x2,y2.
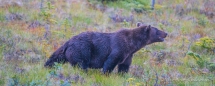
0,0,214,86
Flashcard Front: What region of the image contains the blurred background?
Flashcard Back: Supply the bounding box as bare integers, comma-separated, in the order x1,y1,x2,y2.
0,0,214,86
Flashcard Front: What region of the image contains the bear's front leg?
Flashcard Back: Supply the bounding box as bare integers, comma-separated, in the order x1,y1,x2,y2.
118,54,132,73
103,52,121,74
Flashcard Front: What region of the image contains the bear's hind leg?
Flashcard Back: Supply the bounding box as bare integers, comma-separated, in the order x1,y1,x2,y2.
66,42,91,71
79,43,92,72
66,49,90,72
78,59,90,72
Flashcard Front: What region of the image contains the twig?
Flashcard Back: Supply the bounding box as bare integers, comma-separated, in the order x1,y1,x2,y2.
184,41,193,57
40,0,44,11
154,72,159,86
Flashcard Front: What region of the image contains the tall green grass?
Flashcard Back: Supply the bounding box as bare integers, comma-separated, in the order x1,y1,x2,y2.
0,0,214,85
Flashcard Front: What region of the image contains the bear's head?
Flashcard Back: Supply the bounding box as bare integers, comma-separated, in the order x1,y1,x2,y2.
137,22,167,44
44,47,67,68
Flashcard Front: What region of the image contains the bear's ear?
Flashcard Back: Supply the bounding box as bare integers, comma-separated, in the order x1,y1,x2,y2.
136,22,142,27
145,25,151,32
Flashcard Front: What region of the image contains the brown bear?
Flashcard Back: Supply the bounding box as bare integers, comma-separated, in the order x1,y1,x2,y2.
44,22,167,74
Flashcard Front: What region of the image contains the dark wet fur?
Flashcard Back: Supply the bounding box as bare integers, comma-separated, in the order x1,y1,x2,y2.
44,24,167,74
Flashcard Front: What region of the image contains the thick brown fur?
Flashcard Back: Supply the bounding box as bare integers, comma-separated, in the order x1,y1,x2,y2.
44,23,167,74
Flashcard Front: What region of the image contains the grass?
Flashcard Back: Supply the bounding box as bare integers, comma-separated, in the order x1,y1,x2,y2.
0,0,215,86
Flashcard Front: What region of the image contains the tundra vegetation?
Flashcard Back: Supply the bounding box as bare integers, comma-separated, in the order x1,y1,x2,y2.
0,0,214,86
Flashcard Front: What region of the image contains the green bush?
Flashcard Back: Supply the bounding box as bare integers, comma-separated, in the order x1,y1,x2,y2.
187,51,205,68
88,0,150,11
197,15,209,27
187,51,215,72
101,0,118,2
193,37,215,53
0,11,5,22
